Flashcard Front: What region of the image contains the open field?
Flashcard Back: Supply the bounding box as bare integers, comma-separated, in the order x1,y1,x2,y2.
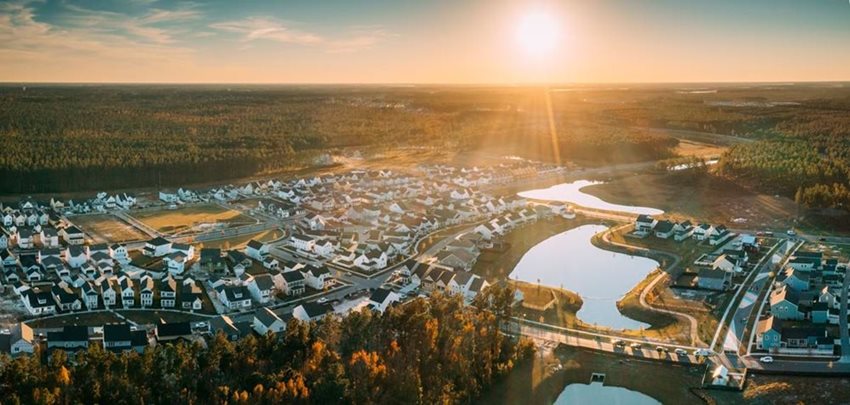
71,214,148,243
130,204,255,234
198,228,283,250
584,172,798,229
672,139,728,159
27,312,124,329
477,345,707,404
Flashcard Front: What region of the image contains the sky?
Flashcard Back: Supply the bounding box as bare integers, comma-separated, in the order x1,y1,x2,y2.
1,0,849,84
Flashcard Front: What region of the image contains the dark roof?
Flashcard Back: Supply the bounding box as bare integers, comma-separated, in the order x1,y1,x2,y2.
103,324,133,342
782,326,827,339
282,271,305,283
654,220,675,233
301,302,332,318
370,288,393,304
147,237,171,246
157,322,192,338
48,325,89,342
246,239,265,250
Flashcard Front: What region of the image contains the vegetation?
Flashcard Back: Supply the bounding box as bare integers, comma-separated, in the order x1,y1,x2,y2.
0,288,533,404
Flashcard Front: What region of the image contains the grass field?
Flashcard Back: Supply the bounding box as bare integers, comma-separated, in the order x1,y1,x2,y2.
27,312,124,329
72,214,148,243
130,204,255,234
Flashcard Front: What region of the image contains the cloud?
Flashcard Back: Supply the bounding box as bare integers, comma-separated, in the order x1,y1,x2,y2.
211,17,392,52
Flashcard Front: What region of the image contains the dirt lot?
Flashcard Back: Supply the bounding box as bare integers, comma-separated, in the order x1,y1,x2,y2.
673,139,728,159
710,374,850,404
130,204,255,234
71,214,148,243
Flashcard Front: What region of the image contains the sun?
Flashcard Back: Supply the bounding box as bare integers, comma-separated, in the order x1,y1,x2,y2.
515,10,561,56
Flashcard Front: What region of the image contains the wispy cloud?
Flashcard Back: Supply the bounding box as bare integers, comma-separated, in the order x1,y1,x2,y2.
211,17,393,52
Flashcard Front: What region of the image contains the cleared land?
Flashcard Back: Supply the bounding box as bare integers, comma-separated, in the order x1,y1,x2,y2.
130,204,255,234
584,172,798,229
198,228,283,250
72,214,148,243
710,374,850,404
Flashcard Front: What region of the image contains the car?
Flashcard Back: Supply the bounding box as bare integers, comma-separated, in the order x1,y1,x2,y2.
694,349,712,356
612,340,626,347
756,231,765,236
656,346,668,353
819,237,827,242
630,343,643,350
317,297,329,304
674,348,688,356
786,229,797,236
764,231,774,236
760,356,774,363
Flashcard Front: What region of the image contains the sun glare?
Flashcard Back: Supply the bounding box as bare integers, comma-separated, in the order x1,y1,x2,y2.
515,10,561,57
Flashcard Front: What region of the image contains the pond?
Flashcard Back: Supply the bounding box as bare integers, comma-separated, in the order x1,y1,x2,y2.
517,180,664,216
509,224,659,330
555,383,660,405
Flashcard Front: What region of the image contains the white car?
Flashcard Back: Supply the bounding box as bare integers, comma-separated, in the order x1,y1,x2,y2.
694,349,712,357
317,297,329,304
674,348,688,356
786,230,796,236
759,356,774,363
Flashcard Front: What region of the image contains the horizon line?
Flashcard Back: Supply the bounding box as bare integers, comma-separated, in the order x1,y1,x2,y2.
1,80,848,87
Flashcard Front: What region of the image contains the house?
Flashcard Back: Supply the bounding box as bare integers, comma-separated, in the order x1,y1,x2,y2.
47,326,90,352
369,288,400,313
281,271,306,295
712,254,743,273
245,239,269,261
810,302,839,324
783,268,810,292
247,273,276,304
218,285,253,310
158,276,177,308
209,315,242,341
436,249,477,271
253,307,287,335
0,323,34,357
654,220,676,239
143,237,172,257
292,302,333,322
697,268,732,291
692,224,713,241
39,227,60,248
101,280,117,307
103,324,149,353
782,326,829,349
109,244,129,264
155,322,193,343
22,289,56,315
164,252,188,275
301,265,331,290
80,282,100,309
770,285,805,320
635,215,657,232
673,221,695,241
60,226,85,245
200,248,227,273
290,234,316,253
52,284,82,311
171,243,195,261
139,276,155,307
64,246,87,268
756,316,782,350
120,277,135,308
180,280,204,311
709,225,732,246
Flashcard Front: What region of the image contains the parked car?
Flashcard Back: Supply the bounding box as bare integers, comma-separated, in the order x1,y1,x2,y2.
630,343,643,350
317,297,329,304
612,340,626,347
674,348,688,356
656,346,668,353
760,356,774,363
694,349,712,357
786,229,797,236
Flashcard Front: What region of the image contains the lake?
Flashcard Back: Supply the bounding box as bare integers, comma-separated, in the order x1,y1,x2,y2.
517,180,664,216
555,383,660,405
509,224,659,330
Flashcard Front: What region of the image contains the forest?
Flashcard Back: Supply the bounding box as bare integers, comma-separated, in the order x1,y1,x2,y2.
2,83,849,194
0,287,533,405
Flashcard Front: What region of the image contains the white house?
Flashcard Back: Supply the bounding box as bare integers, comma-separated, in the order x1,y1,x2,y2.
247,274,276,304
253,307,287,335
143,237,172,257
301,265,331,290
369,288,400,313
245,239,269,261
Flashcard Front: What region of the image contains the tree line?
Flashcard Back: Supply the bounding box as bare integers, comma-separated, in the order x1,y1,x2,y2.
0,287,533,405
